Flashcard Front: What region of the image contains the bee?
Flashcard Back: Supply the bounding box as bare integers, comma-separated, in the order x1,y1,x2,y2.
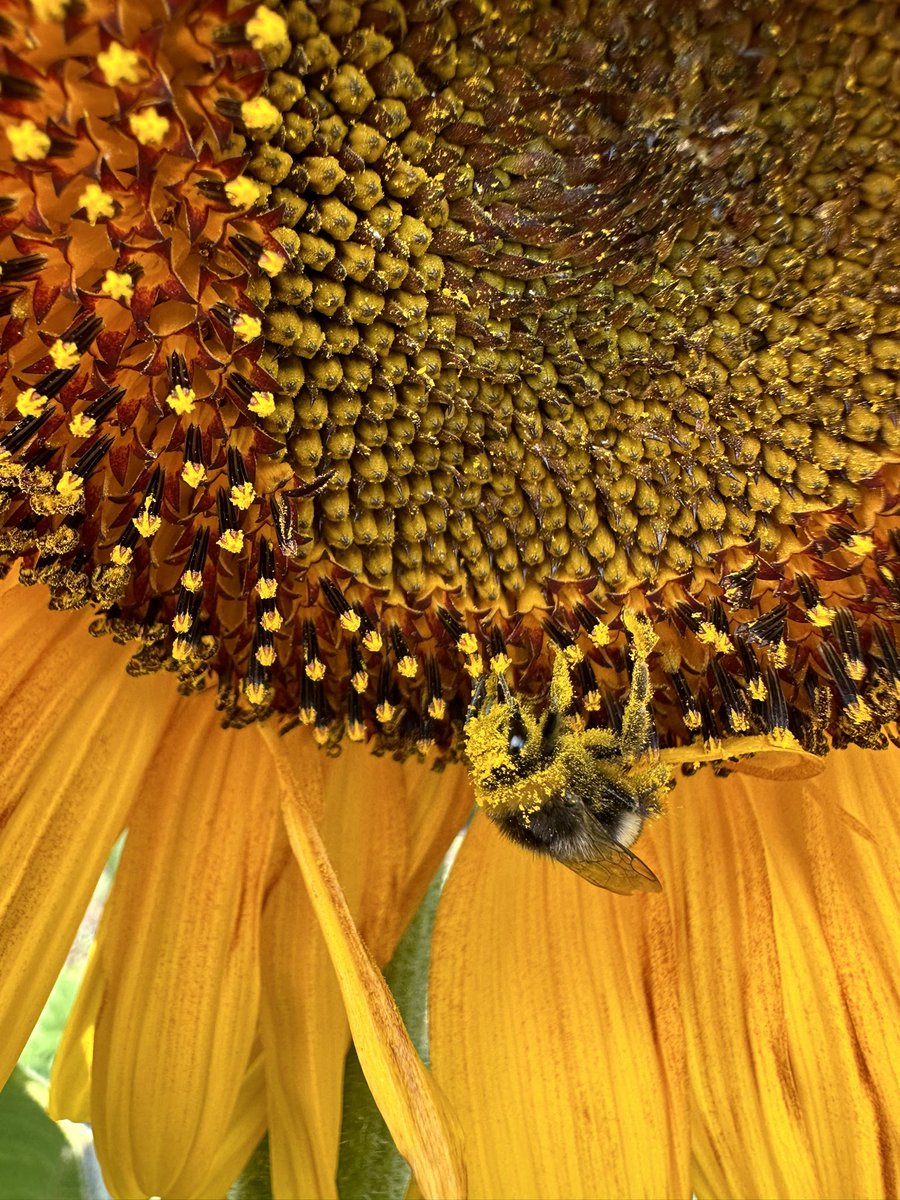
463,612,673,894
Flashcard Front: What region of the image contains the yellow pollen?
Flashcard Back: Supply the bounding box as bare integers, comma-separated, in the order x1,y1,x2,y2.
771,640,788,669
428,697,447,720
55,471,83,503
129,107,170,146
8,119,51,162
173,612,193,634
246,681,268,706
97,42,142,86
218,529,245,554
50,340,80,370
583,690,602,711
846,658,866,683
684,709,703,731
348,720,366,743
257,577,278,600
623,609,659,658
100,269,134,303
240,96,281,131
339,610,362,633
111,545,133,565
362,629,383,653
490,652,511,675
68,413,96,437
224,176,262,208
181,462,205,488
588,622,611,648
847,534,875,556
398,655,418,679
256,645,277,667
233,314,262,342
133,502,161,538
562,643,584,665
261,609,282,632
246,6,289,51
808,603,836,627
768,727,798,749
846,697,872,725
181,569,203,592
257,250,284,277
306,660,326,681
248,390,276,417
166,385,196,415
16,388,46,418
78,182,116,224
351,670,368,694
697,623,733,654
230,482,256,510
172,638,192,662
375,701,396,723
458,631,479,656
464,656,484,678
748,677,768,701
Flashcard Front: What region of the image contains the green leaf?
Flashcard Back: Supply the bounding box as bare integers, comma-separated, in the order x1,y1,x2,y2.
0,1069,83,1200
336,859,447,1200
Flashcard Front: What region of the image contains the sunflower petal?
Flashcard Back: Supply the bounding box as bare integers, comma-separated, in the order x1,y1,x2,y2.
261,726,467,1200
646,746,900,1198
429,811,690,1200
90,705,278,1199
0,588,178,1089
192,1047,268,1200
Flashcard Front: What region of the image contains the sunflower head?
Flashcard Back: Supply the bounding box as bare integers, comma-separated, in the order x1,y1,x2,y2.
1,0,899,769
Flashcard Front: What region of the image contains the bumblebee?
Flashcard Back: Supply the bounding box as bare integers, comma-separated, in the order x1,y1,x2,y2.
463,612,674,894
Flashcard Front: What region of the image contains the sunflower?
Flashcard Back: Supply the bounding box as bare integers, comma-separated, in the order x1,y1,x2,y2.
0,0,898,1195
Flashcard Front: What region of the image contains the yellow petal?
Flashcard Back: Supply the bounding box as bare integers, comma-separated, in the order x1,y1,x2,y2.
261,726,467,1200
192,1046,268,1200
90,704,278,1199
258,739,470,1197
429,812,689,1199
646,746,900,1198
49,945,103,1122
260,838,345,1200
0,586,178,1088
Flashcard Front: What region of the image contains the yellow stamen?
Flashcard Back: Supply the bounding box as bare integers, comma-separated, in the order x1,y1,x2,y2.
257,578,278,600
55,471,83,504
111,545,133,565
181,462,205,488
78,182,116,224
166,386,196,415
217,529,245,554
697,622,733,654
8,120,51,162
808,604,836,627
233,314,262,342
68,413,96,437
181,569,203,592
261,610,282,633
16,389,46,418
97,43,142,86
230,482,256,510
248,390,276,417
50,340,80,370
129,107,169,146
133,501,161,538
100,270,134,303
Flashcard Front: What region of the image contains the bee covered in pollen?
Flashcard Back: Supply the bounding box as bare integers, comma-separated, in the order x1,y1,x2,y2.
463,611,674,894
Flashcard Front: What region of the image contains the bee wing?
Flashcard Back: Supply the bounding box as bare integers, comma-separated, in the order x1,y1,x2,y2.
565,840,662,895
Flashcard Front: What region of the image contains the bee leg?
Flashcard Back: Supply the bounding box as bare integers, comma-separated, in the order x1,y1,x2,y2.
620,658,653,763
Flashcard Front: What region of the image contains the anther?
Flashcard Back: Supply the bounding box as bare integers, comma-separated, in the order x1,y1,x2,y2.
111,519,140,565
736,604,787,649
670,669,702,732
182,424,205,487
320,576,361,632
216,490,244,553
543,617,583,664
227,447,256,510
181,527,210,592
303,619,325,680
711,659,751,734
761,666,790,736
70,386,123,437
132,468,164,538
166,352,196,414
832,608,866,681
257,538,277,598
819,642,872,725
426,654,445,719
375,660,398,723
347,690,366,742
391,625,418,678
574,602,611,648
0,411,51,455
488,625,511,675
0,253,47,281
721,559,758,609
71,434,114,480
349,640,368,693
795,572,835,627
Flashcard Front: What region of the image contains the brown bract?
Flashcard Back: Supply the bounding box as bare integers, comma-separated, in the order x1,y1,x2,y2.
1,0,899,763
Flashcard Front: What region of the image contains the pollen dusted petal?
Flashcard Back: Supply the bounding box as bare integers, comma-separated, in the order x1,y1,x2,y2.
0,584,179,1089
90,706,278,1200
643,746,900,1199
262,727,467,1200
429,812,690,1199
